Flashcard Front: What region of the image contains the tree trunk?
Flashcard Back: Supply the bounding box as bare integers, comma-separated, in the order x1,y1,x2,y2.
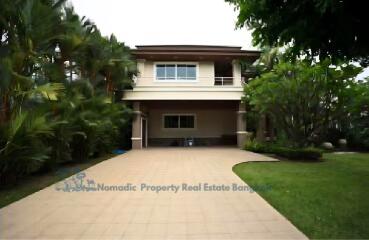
106,72,113,95
0,94,11,124
256,114,267,141
69,62,73,82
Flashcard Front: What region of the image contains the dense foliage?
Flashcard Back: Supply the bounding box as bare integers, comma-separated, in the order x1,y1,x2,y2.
0,0,135,185
229,1,369,151
245,58,364,148
226,0,369,65
345,79,369,149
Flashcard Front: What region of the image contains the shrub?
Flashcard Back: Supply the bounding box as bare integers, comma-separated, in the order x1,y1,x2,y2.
0,112,53,184
244,139,270,153
38,121,74,172
244,140,322,161
272,147,322,160
49,95,132,163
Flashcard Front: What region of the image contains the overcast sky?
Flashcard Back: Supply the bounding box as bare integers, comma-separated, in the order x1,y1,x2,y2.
70,0,255,50
70,0,368,79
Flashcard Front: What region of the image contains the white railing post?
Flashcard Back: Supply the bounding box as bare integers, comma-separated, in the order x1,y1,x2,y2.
214,77,237,86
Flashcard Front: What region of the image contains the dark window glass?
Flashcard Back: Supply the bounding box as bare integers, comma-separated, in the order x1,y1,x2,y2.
180,115,195,128
177,65,187,79
164,115,179,128
166,65,175,79
186,65,196,80
156,65,165,79
156,64,196,80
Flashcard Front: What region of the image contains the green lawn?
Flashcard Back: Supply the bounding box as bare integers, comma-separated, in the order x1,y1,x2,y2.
0,154,117,209
233,153,369,239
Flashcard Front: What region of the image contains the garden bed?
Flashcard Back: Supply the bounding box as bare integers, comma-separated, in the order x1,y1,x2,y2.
0,153,117,208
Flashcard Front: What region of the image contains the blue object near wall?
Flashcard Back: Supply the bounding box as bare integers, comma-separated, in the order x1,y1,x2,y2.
112,149,126,154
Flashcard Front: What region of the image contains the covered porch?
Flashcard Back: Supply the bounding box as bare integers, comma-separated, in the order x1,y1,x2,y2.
131,100,249,149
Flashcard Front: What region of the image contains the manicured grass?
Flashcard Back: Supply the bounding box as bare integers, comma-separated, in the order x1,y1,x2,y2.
233,153,369,239
0,154,117,209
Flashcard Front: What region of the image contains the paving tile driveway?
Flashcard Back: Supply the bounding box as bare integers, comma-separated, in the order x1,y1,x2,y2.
0,147,307,240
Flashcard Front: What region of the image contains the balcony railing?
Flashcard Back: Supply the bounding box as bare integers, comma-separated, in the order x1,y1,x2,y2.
214,77,233,86
214,77,246,86
131,76,245,86
215,77,246,86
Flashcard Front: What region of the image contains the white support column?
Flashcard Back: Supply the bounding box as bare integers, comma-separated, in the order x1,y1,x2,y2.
232,59,242,87
237,102,251,148
131,101,142,149
136,59,146,78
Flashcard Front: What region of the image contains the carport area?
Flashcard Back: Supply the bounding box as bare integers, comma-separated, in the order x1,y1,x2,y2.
131,100,250,149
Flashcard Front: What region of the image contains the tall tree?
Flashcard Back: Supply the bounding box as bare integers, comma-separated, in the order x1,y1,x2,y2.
1,0,134,184
345,78,369,149
226,0,369,65
0,0,66,122
245,59,362,147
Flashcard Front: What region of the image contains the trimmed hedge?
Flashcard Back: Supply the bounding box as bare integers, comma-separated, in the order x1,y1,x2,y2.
244,140,270,153
272,146,322,160
245,140,322,161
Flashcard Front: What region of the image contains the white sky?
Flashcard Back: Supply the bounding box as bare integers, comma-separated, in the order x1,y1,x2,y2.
69,0,255,50
70,0,368,79
356,68,369,80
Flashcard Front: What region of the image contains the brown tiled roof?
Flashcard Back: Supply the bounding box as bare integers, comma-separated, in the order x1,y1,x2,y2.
132,45,260,61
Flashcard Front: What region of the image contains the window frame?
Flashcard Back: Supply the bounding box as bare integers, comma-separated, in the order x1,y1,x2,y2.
154,62,199,82
162,113,197,130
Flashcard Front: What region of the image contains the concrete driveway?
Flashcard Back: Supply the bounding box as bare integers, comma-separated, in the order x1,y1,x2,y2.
0,147,306,239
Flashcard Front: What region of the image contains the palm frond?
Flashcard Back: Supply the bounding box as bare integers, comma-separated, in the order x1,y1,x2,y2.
27,82,65,100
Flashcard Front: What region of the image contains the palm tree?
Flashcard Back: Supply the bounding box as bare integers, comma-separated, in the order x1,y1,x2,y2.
0,0,66,123
76,33,136,98
0,0,134,185
55,6,96,83
99,35,136,96
258,46,280,71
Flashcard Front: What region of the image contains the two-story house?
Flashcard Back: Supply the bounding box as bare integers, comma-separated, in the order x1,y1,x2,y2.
122,45,260,149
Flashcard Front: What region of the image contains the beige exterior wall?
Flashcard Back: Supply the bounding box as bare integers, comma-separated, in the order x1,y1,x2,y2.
135,60,243,87
148,109,236,138
123,90,243,100
126,60,244,102
128,57,247,148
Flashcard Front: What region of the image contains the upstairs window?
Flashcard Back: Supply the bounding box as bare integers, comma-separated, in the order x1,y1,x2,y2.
156,63,197,81
177,64,196,80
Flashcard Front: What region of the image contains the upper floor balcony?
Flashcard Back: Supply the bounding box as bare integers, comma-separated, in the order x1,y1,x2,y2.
132,76,245,87
133,60,246,88
214,77,245,86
